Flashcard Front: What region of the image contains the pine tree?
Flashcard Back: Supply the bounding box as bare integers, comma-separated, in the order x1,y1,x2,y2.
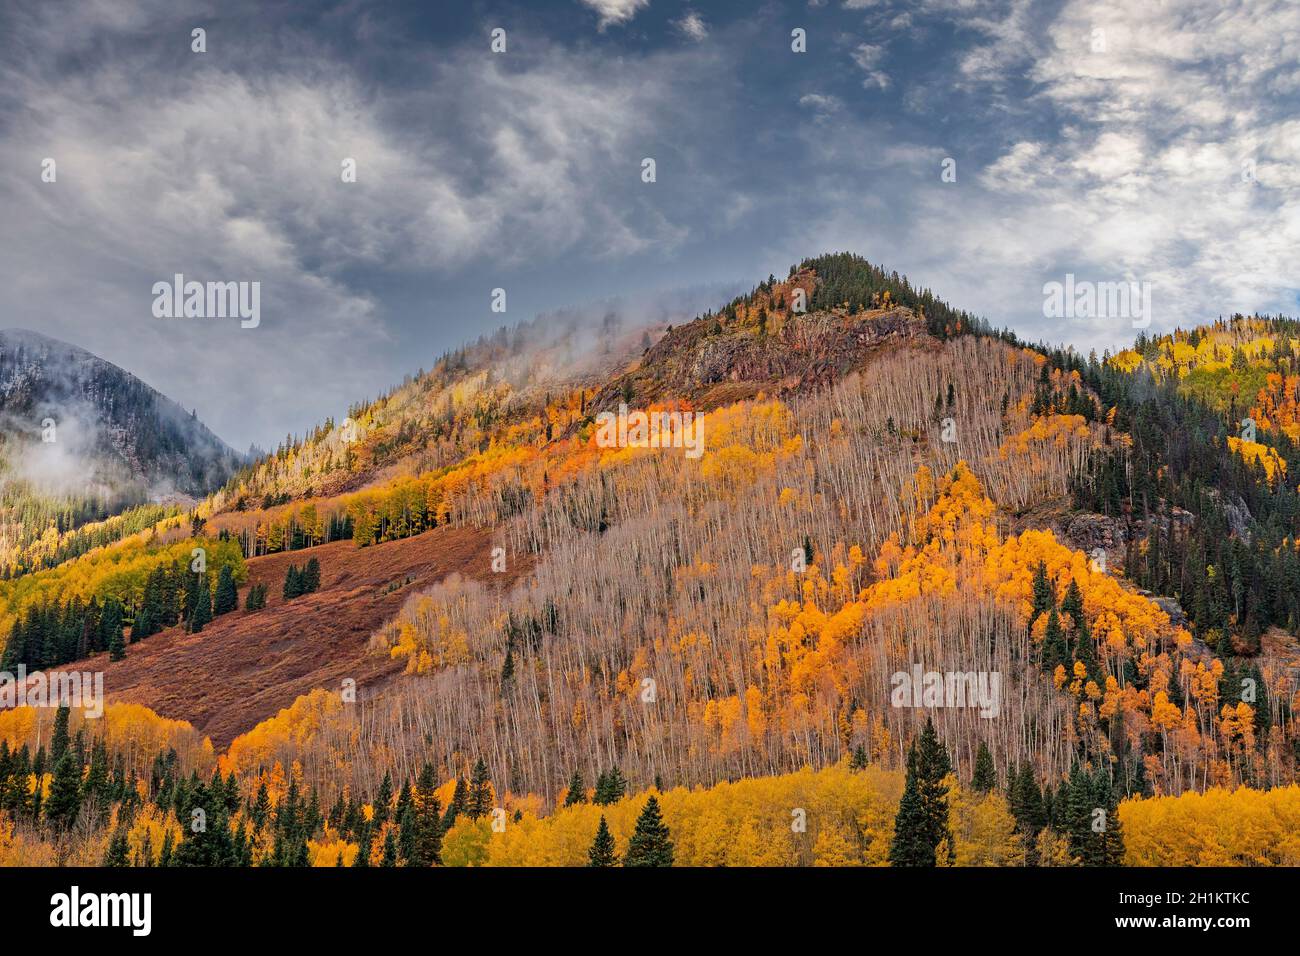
99,599,124,661
213,565,238,616
45,751,83,831
467,757,493,819
302,557,321,594
50,706,71,764
189,577,212,634
283,565,302,600
1042,607,1067,670
971,742,996,793
587,815,618,867
108,626,126,661
593,766,627,806
1065,763,1095,865
374,771,394,826
623,796,673,867
888,719,954,867
441,776,468,831
103,826,131,867
849,745,869,770
1010,763,1046,836
563,770,587,806
131,603,154,643
407,764,443,866
244,583,255,612
1031,560,1054,619
1060,578,1084,624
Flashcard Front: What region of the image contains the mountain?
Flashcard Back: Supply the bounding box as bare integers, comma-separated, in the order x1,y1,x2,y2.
0,328,243,574
3,256,1299,868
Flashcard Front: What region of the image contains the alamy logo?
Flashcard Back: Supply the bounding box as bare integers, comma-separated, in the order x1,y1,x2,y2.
594,403,704,459
152,274,260,328
0,667,103,718
1042,273,1151,328
50,886,151,936
891,664,1000,718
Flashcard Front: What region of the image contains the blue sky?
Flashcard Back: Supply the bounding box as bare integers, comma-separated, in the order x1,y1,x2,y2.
2,0,1298,449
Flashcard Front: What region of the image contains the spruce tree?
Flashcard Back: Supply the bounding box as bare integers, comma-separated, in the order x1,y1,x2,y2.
108,626,126,661
1031,560,1054,619
849,745,869,770
563,770,587,806
50,706,71,763
623,796,673,867
374,771,394,826
381,830,399,867
594,766,627,805
1060,578,1084,624
1042,607,1067,671
971,742,996,793
189,577,212,634
467,757,493,819
407,764,443,866
45,751,83,831
213,565,238,616
103,827,131,867
888,720,954,867
588,815,618,867
302,557,321,594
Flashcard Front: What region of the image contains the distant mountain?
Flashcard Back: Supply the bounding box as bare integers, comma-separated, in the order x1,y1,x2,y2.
0,328,243,570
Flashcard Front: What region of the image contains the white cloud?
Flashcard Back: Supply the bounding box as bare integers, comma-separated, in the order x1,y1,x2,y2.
799,92,844,118
802,0,1300,353
579,0,650,30
851,43,891,89
674,11,709,41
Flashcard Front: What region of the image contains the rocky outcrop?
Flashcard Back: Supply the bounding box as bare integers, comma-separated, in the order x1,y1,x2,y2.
1063,513,1127,554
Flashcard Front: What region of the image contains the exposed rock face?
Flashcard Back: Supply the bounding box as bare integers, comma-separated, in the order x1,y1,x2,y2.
592,301,925,414
1064,513,1127,554
1150,595,1189,629
1207,489,1253,542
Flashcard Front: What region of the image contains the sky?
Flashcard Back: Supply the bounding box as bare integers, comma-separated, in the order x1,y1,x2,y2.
2,0,1298,451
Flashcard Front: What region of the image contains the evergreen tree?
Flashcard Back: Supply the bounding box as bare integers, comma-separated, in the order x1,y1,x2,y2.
441,776,468,831
587,815,618,867
888,720,954,867
45,751,83,831
1060,578,1084,624
103,826,131,867
213,565,238,616
467,757,493,819
406,764,443,866
108,626,126,661
1031,560,1054,619
302,557,321,594
971,742,996,793
374,771,394,827
283,565,302,600
1042,607,1067,671
99,599,124,661
563,770,587,806
623,796,673,867
248,582,268,611
188,577,212,634
593,766,627,806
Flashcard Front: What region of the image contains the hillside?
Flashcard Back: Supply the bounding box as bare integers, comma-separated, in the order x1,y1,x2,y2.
0,329,243,576
2,255,1298,870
